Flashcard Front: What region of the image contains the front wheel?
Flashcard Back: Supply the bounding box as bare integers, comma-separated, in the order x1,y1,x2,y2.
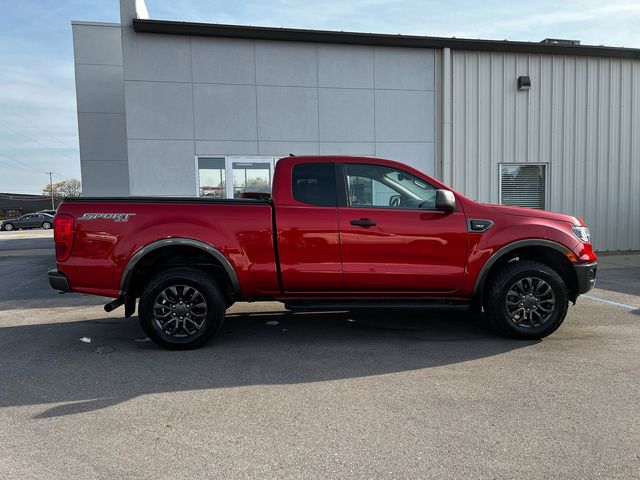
484,260,569,339
138,268,226,350
42,221,52,230
3,223,13,231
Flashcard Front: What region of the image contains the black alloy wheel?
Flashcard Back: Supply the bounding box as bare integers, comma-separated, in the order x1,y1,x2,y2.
138,268,225,350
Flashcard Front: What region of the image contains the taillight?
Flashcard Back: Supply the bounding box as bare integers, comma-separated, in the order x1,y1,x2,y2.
54,214,74,261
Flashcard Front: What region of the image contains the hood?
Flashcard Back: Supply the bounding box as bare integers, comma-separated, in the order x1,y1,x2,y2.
489,204,581,225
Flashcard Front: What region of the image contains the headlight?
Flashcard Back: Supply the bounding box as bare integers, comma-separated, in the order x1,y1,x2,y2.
572,226,591,244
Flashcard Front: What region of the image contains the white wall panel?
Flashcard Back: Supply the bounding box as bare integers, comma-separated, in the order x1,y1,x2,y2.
319,88,374,142
124,81,194,139
73,22,130,196
191,37,255,85
75,64,125,114
121,29,191,82
72,23,123,65
77,113,128,161
374,47,435,90
255,41,318,87
128,140,195,195
445,51,640,251
256,86,318,141
375,90,435,142
193,84,257,141
317,45,374,88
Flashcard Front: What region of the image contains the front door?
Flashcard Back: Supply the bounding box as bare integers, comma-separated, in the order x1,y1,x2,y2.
337,162,468,293
19,215,37,228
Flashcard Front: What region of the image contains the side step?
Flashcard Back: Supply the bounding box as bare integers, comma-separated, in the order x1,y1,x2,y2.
284,300,470,312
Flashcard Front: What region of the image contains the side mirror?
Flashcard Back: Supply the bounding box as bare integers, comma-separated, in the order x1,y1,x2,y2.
435,189,456,212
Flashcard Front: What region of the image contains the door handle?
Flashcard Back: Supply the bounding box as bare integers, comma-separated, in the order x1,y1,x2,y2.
350,218,376,227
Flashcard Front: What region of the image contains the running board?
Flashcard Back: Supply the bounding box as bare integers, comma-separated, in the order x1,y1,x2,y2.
284,300,470,312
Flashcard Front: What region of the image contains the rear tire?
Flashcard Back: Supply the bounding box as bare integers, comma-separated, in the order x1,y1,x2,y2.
138,267,225,350
42,221,52,230
484,260,568,339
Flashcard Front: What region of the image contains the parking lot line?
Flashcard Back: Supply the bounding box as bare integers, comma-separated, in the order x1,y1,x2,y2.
583,294,637,310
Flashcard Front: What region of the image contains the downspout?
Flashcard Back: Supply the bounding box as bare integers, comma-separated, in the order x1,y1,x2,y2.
441,47,452,185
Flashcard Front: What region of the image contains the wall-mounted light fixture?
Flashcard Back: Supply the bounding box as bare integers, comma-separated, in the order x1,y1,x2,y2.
518,76,531,91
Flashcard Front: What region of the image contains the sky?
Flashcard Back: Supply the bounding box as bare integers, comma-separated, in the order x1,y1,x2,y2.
1,0,639,195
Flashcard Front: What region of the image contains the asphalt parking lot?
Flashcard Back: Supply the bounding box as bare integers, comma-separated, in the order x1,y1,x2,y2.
1,230,639,479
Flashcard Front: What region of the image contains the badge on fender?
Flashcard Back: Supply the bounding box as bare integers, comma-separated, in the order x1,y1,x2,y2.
79,213,136,223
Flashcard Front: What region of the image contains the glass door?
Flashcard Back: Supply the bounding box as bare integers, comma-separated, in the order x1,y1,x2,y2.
226,158,275,199
197,156,277,199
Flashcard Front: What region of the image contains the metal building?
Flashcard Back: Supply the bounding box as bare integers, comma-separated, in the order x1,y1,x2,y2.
72,0,640,250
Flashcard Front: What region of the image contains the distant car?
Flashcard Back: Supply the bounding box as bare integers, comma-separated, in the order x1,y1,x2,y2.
1,213,55,231
37,210,57,216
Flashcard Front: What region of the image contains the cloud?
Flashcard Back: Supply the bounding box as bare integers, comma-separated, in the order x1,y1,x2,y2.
469,1,640,41
0,37,80,192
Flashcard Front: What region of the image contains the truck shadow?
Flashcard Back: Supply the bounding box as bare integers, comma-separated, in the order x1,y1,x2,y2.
0,309,537,418
593,266,640,297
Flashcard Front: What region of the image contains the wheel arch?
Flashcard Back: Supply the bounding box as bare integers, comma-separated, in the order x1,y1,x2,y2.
473,239,579,304
120,238,241,303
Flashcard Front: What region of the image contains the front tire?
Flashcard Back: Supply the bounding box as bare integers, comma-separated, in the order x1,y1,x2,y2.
3,223,13,231
138,268,225,350
42,221,52,230
484,260,568,339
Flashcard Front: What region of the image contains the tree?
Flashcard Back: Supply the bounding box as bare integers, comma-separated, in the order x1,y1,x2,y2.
43,179,82,198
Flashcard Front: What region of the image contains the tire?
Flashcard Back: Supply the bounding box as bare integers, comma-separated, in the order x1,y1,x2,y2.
42,221,52,230
484,260,568,340
138,267,226,350
3,223,13,231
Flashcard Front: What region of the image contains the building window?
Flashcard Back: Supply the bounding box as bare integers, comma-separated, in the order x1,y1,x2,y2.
500,164,547,210
198,158,226,198
292,163,337,207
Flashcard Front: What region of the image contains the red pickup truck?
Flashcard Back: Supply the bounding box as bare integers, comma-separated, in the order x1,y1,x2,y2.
49,156,597,349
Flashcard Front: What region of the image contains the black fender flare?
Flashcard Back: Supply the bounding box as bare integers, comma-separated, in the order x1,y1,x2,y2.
119,237,241,299
472,239,573,297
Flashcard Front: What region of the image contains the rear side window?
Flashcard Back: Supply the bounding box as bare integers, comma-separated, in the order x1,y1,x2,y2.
291,163,337,207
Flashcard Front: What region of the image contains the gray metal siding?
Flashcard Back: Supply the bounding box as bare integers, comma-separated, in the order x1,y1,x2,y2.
444,51,640,251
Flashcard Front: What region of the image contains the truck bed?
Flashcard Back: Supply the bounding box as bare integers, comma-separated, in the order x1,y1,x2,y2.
55,198,280,298
62,197,270,205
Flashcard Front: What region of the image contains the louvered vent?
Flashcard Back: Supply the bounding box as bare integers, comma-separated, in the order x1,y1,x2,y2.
500,164,546,209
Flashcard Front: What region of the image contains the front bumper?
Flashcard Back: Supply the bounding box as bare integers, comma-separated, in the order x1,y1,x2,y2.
573,261,597,294
48,269,71,293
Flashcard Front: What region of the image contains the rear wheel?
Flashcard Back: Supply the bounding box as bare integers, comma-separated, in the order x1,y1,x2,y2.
484,260,568,339
42,221,52,230
138,268,225,350
3,223,13,231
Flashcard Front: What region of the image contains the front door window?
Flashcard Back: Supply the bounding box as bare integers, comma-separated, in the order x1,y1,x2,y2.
344,163,437,210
